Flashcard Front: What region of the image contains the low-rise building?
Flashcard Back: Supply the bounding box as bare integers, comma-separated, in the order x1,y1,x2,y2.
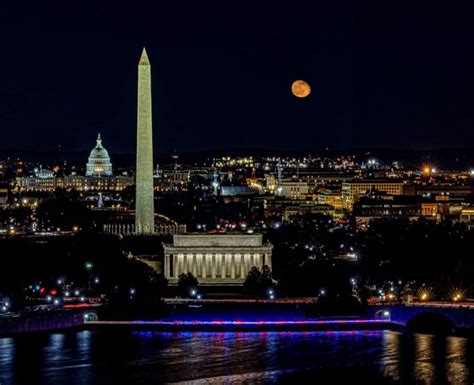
342,180,408,211
277,179,309,199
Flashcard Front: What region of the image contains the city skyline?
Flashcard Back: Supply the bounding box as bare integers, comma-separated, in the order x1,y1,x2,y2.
2,3,474,384
1,2,474,152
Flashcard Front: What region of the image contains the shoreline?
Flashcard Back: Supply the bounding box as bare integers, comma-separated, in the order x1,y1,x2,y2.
83,319,398,332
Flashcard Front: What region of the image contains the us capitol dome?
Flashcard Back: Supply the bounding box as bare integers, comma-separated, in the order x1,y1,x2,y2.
86,134,113,176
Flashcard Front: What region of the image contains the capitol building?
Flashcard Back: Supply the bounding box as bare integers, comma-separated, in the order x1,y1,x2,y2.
86,134,113,177
15,134,134,192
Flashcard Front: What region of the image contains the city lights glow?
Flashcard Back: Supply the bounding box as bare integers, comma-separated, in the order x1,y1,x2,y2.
85,319,389,327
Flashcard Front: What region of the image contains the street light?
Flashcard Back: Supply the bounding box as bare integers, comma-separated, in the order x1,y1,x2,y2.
85,262,93,291
268,288,275,299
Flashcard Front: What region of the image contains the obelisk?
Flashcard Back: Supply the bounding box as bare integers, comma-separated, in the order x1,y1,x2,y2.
135,47,155,234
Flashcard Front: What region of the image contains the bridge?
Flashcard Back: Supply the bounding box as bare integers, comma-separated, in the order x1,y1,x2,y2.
0,307,100,335
367,302,474,332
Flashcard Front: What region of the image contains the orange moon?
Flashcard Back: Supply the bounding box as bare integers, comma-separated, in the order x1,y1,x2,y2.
291,80,311,98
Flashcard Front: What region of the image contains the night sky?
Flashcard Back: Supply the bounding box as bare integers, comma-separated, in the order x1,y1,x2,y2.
0,2,473,153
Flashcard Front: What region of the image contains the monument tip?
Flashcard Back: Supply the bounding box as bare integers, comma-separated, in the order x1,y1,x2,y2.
139,47,150,66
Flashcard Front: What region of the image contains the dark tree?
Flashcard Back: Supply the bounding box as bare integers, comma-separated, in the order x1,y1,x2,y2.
244,265,274,297
177,272,199,297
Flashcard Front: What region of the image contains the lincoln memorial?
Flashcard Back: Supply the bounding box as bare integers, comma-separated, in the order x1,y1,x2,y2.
163,233,273,286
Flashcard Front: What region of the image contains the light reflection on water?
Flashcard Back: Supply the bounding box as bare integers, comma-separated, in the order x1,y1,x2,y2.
0,330,472,385
415,334,436,384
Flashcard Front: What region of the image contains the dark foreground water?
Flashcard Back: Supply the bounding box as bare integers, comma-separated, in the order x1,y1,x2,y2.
0,330,473,385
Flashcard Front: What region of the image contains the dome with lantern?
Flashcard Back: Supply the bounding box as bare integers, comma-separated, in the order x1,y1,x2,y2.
86,134,113,176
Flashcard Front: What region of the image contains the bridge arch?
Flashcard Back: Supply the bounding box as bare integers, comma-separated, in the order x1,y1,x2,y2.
374,309,392,320
83,312,98,322
406,312,456,334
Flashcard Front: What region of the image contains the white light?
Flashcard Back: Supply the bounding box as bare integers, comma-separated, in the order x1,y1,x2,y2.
197,294,202,300
383,311,390,317
320,289,326,295
80,296,85,302
74,290,80,296
53,299,59,305
57,279,63,285
64,292,70,297
190,289,197,296
130,288,136,295
269,294,275,300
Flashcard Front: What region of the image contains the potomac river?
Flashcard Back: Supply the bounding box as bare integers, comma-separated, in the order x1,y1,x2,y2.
0,329,473,384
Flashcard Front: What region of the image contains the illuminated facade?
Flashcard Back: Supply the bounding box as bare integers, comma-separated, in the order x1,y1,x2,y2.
342,180,407,211
277,179,309,199
16,173,133,192
317,190,343,211
461,207,474,229
86,134,113,176
163,233,273,286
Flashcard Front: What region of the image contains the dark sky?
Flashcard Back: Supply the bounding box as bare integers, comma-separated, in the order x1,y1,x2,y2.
0,1,473,153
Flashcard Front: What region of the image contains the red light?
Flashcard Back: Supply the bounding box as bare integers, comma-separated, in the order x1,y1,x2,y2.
50,289,57,296
39,287,46,294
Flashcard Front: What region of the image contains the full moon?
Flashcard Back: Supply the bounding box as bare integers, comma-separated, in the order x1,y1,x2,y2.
291,80,311,98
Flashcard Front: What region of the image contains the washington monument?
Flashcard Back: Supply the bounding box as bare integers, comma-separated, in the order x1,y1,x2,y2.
135,48,155,234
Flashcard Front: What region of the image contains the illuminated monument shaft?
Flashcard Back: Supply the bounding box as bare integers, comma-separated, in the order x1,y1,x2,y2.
135,48,155,234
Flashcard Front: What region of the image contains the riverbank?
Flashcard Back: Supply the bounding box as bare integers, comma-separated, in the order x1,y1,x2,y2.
84,318,397,332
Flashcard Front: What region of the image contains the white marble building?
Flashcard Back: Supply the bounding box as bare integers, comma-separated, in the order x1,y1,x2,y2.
86,134,113,177
163,233,273,286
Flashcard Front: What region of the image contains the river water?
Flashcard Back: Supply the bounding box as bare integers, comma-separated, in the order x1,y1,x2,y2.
0,330,473,384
